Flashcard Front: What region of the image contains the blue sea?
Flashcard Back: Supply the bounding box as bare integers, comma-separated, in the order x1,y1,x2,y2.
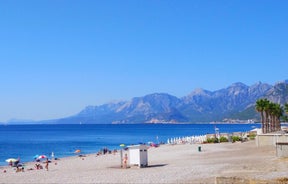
0,123,260,166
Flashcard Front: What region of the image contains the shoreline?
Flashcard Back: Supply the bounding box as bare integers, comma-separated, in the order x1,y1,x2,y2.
1,140,288,184
0,123,260,167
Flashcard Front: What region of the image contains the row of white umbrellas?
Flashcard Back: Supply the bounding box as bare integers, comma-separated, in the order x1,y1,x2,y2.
167,135,207,145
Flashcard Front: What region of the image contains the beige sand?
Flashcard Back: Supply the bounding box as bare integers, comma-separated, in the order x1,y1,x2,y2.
0,140,288,184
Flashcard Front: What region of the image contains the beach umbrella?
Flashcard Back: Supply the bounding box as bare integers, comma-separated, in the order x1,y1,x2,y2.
5,158,17,163
74,149,81,153
33,155,39,159
37,155,47,159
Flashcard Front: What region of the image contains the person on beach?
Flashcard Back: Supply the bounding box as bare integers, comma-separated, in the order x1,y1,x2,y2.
123,153,128,169
45,158,49,171
16,166,21,173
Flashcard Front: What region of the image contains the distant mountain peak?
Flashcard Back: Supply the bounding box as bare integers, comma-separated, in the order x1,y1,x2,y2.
232,82,246,85
188,88,211,96
275,80,288,85
194,88,205,93
229,82,248,88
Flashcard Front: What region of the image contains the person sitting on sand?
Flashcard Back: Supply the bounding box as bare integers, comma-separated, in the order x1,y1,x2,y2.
16,166,21,173
35,163,41,170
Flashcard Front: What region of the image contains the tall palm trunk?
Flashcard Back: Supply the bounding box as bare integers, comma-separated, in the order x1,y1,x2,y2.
260,111,265,134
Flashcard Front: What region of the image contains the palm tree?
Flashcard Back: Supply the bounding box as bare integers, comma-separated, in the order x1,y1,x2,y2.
274,104,283,131
256,99,266,134
268,102,276,132
269,103,283,132
262,99,271,134
285,103,288,114
255,99,282,134
284,103,288,122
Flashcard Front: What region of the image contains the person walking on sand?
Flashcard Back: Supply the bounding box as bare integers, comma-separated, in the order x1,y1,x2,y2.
45,158,49,171
123,153,128,169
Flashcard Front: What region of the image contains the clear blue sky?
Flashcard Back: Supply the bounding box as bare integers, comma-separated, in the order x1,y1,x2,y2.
0,0,287,122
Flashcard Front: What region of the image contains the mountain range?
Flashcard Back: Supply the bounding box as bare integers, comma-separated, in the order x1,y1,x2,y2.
41,80,288,124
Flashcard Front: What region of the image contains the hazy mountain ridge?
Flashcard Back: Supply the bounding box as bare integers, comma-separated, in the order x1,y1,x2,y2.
48,80,288,124
6,80,288,124
264,82,288,104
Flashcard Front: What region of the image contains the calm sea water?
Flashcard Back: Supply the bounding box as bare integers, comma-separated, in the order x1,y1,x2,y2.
0,123,260,166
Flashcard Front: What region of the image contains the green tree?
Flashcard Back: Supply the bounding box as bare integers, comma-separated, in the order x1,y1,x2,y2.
263,99,271,134
256,99,267,134
274,103,283,131
284,103,288,122
268,102,276,132
256,99,282,134
285,103,288,114
269,102,283,132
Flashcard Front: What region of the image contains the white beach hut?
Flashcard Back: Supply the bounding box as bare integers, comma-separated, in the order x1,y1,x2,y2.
127,145,148,168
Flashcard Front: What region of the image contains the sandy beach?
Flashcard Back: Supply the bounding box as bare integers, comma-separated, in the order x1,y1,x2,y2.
1,140,288,184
